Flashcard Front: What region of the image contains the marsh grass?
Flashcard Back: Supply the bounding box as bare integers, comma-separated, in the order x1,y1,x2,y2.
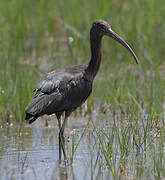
66,121,89,164
1,0,165,124
92,113,165,179
0,0,165,178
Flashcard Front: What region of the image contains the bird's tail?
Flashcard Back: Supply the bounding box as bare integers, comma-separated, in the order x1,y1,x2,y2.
25,92,52,124
25,113,38,124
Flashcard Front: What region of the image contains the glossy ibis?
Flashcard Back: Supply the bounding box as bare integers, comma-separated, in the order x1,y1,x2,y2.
25,20,138,161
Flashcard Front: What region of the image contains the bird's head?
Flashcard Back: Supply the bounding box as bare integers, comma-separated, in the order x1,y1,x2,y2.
91,20,139,64
91,20,111,36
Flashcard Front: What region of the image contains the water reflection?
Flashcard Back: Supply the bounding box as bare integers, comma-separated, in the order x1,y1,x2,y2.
0,116,109,180
0,114,164,179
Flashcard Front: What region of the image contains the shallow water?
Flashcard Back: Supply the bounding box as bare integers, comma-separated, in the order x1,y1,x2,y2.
0,114,164,180
0,116,109,180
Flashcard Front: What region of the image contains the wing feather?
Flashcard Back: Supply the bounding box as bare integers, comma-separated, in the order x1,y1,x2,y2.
25,64,89,118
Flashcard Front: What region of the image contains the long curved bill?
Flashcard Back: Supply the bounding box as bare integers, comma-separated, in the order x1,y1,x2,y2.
106,28,139,64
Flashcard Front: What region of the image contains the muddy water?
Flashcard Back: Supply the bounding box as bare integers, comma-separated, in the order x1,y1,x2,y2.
0,116,111,180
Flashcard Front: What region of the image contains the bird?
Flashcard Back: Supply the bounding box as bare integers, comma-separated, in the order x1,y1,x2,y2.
25,20,139,161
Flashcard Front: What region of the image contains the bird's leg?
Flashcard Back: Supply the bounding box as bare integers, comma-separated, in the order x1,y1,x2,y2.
45,115,49,127
56,113,62,162
60,110,72,161
56,113,62,129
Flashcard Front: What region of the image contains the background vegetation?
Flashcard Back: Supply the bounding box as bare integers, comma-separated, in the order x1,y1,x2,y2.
0,0,165,179
1,0,165,124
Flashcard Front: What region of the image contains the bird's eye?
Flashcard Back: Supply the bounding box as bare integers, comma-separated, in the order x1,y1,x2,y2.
100,26,105,32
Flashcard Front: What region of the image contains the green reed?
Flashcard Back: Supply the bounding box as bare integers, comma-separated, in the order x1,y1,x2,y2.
0,0,165,124
0,1,165,177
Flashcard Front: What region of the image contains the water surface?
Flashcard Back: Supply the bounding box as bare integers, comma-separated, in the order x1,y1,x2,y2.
0,114,164,180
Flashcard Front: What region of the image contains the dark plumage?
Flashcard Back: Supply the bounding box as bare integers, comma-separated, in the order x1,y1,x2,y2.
25,64,91,123
25,20,138,161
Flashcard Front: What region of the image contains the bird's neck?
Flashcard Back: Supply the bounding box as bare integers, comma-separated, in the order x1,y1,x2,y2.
86,32,102,81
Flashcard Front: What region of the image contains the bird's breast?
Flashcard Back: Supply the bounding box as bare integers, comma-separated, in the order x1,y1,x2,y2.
61,77,92,109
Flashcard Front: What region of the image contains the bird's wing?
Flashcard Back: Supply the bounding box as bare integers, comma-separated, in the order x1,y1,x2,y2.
34,64,87,95
35,72,72,94
25,64,89,116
